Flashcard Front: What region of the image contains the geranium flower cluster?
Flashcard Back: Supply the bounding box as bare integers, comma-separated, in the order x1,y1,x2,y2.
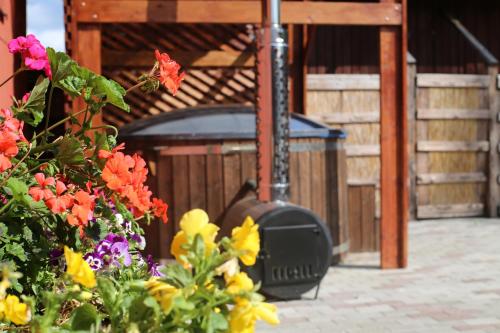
99,145,168,223
8,34,52,78
0,108,26,172
154,50,185,96
29,173,96,235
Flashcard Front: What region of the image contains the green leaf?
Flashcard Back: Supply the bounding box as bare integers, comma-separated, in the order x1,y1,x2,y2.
84,219,107,241
4,177,32,207
207,311,228,333
193,234,205,258
93,76,130,112
59,75,86,97
47,47,76,84
56,136,85,167
97,278,117,312
70,304,99,331
20,77,50,126
5,243,27,261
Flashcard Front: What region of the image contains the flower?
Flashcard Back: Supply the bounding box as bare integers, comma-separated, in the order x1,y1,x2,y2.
0,109,25,173
152,198,168,223
170,209,219,266
215,257,239,278
231,216,260,266
67,190,95,234
84,253,104,271
8,34,51,78
226,272,254,295
145,278,179,314
44,181,74,213
64,246,96,288
2,295,31,325
229,299,279,333
101,152,134,191
28,173,55,202
145,254,164,277
154,50,185,95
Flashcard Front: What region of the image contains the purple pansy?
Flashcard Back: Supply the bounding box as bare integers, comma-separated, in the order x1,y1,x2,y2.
84,253,104,271
146,254,164,277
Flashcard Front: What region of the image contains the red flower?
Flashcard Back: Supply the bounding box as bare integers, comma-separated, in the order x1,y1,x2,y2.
152,198,168,224
44,181,74,213
98,142,125,159
0,129,19,172
28,173,55,202
154,50,185,96
67,190,95,234
101,152,134,192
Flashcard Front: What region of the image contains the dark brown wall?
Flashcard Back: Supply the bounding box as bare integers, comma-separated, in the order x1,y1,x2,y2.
307,0,500,74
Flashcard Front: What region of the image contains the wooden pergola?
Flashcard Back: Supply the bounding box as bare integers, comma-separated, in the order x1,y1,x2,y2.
5,0,408,269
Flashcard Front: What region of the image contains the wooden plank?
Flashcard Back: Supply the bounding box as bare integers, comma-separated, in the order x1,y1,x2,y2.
289,24,305,114
102,50,255,68
407,58,417,220
298,140,312,209
307,74,380,91
361,185,376,251
348,186,362,252
172,155,190,234
417,74,490,88
311,112,379,124
416,172,487,185
73,24,102,128
417,108,491,120
206,154,224,223
188,155,207,211
157,155,174,259
417,141,490,152
417,203,485,219
222,148,241,210
76,1,403,25
344,144,380,157
488,66,499,217
379,0,408,269
310,140,325,220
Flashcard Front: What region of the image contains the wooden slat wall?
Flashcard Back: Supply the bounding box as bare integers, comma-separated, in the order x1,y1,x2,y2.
415,74,490,219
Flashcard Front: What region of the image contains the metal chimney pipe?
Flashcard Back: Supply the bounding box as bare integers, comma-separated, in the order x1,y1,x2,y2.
269,0,290,202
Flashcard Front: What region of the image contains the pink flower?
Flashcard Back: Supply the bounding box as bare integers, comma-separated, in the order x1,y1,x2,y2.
8,34,52,79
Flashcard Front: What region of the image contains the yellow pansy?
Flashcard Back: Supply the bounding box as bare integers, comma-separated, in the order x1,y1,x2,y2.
226,272,254,295
229,299,279,333
145,278,179,314
231,216,260,266
3,295,31,325
171,209,219,265
64,246,96,288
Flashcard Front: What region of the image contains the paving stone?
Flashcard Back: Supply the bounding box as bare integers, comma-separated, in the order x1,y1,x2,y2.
257,219,500,333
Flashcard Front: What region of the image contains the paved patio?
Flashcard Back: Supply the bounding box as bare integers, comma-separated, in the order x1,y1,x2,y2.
258,218,500,333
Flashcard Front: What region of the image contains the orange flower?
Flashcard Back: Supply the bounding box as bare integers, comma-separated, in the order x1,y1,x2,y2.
123,184,152,217
98,142,125,159
154,50,185,96
0,130,19,172
44,181,74,214
28,173,55,202
152,198,168,224
67,190,95,235
101,152,134,192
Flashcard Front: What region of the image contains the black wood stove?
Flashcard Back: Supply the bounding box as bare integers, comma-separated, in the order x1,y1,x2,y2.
220,0,333,300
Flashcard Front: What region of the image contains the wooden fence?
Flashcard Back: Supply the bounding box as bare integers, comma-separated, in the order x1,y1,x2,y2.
306,67,500,246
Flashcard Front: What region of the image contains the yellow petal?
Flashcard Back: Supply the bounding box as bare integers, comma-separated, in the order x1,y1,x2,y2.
231,216,260,266
254,302,279,325
64,246,96,288
4,295,31,326
179,209,209,236
170,230,188,265
226,272,254,294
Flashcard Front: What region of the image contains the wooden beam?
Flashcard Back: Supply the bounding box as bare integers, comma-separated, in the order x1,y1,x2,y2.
102,50,255,68
73,24,103,128
75,1,402,25
312,112,380,124
416,172,487,185
417,141,490,152
417,74,489,88
288,24,305,114
0,0,26,106
488,65,499,217
345,144,380,157
417,203,484,219
417,108,491,120
379,0,407,269
307,74,380,90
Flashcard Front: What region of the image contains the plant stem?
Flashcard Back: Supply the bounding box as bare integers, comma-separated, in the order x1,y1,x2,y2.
42,84,55,143
32,109,87,141
0,199,13,215
126,80,147,93
0,68,24,88
90,125,119,137
0,144,32,188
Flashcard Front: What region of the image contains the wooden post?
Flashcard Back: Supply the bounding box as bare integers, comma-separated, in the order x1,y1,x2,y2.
72,23,103,128
256,0,273,202
488,65,499,217
288,24,304,114
379,0,408,269
407,53,417,221
0,0,26,106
